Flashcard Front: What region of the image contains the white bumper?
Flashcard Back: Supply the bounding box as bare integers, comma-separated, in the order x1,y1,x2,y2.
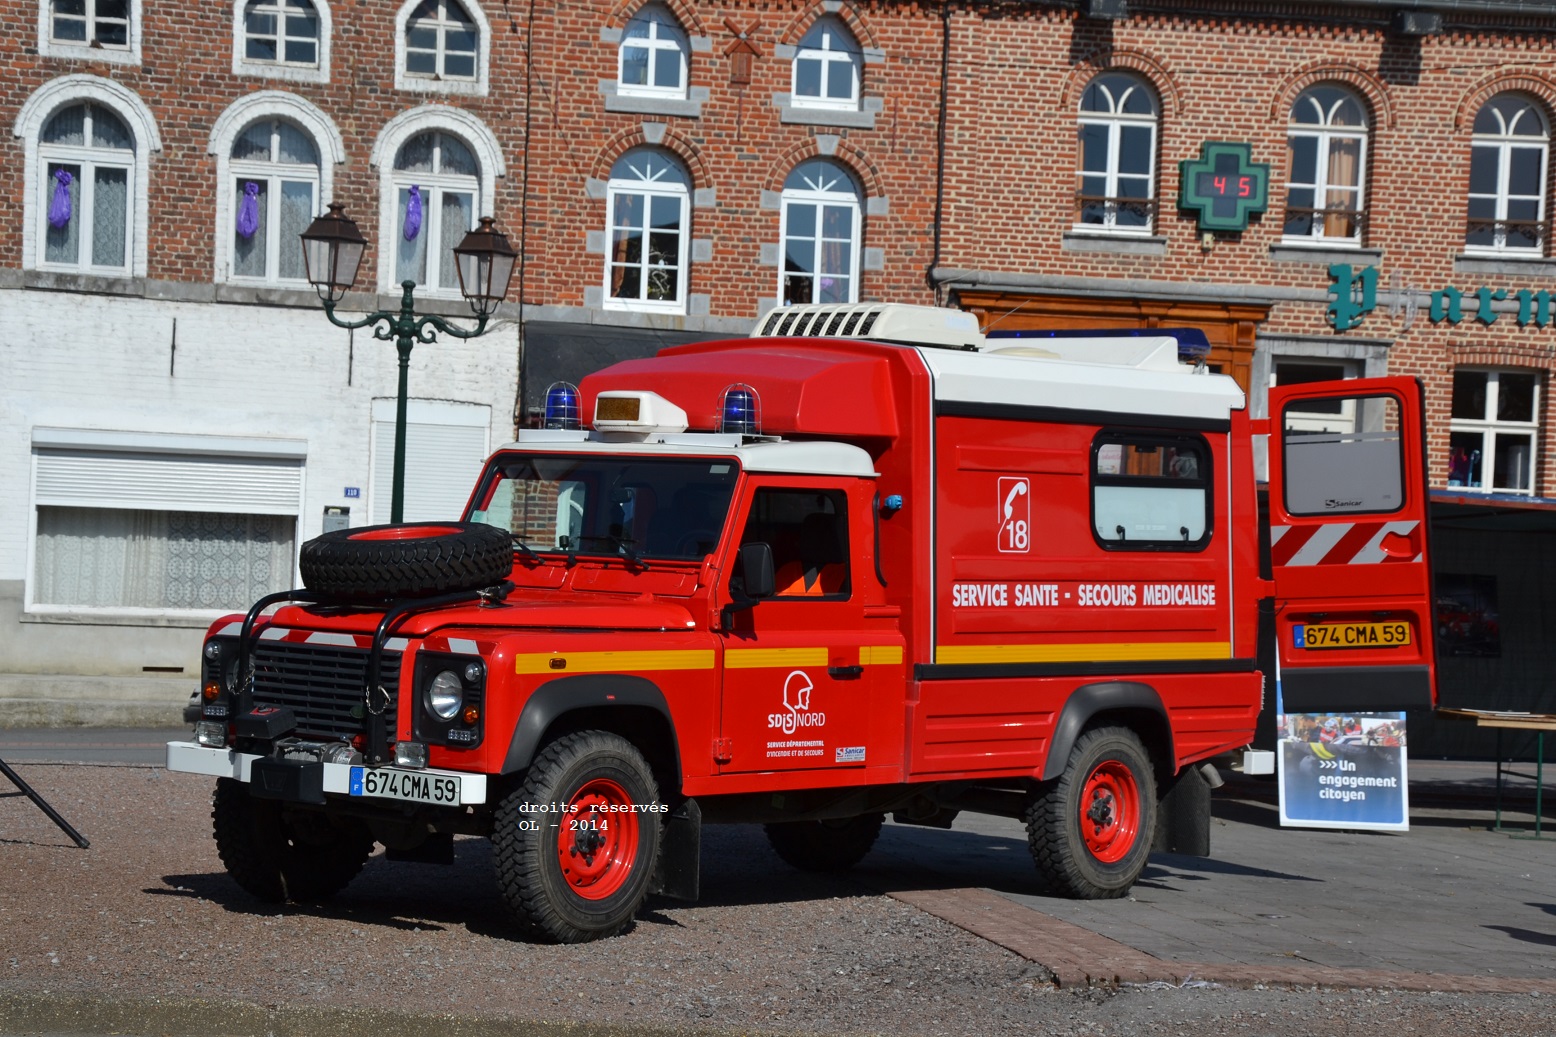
165,741,489,805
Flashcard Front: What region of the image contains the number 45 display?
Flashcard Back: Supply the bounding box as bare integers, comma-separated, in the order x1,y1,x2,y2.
998,477,1029,553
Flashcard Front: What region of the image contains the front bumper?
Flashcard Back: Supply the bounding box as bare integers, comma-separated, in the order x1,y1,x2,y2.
165,741,489,806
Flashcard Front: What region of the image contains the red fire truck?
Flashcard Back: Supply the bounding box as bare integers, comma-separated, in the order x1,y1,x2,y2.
167,302,1437,942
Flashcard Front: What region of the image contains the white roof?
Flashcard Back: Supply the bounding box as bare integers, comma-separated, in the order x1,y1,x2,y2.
921,343,1245,423
506,430,879,477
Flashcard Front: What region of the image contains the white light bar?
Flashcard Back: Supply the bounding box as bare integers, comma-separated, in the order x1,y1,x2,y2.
592,391,689,434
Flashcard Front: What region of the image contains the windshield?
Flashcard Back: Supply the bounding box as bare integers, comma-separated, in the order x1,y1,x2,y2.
467,453,740,561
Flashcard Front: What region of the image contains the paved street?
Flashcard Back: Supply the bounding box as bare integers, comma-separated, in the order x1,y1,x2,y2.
2,730,1555,1036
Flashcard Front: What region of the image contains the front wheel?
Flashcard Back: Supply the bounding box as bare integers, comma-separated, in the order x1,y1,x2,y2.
1025,726,1156,899
492,731,662,943
211,779,374,903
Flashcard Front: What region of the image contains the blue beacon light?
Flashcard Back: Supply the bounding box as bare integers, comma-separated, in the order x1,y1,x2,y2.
543,381,581,430
718,384,761,435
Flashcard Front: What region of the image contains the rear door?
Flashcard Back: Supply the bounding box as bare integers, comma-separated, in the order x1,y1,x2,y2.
1267,377,1436,712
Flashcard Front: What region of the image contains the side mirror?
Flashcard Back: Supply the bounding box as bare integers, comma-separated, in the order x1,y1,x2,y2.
737,542,775,600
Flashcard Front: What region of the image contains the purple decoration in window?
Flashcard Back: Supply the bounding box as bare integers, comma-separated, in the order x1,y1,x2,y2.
403,185,423,241
236,181,260,239
47,169,73,229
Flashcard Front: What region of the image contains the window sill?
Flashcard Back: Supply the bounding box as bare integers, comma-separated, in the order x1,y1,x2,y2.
21,607,230,628
602,89,703,119
1062,232,1167,256
1268,243,1382,266
393,73,488,98
233,60,329,85
39,39,140,66
775,100,878,130
1453,253,1556,277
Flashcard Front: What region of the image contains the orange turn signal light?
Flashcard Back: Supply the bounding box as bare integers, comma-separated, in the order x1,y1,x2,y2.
203,681,221,701
463,706,480,725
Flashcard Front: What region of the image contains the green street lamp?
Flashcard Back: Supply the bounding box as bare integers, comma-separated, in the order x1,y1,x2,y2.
300,203,517,524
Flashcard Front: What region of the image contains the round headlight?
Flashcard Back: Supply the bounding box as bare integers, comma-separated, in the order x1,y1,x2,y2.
425,670,464,721
204,641,223,661
463,661,484,684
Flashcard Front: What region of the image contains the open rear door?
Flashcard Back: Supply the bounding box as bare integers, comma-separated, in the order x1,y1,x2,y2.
1267,376,1436,712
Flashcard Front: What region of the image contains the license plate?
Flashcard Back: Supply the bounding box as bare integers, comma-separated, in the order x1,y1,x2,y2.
1295,621,1411,650
349,766,461,805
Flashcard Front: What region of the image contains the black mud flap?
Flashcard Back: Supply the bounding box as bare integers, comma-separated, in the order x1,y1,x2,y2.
650,798,700,901
1152,763,1211,857
249,757,325,806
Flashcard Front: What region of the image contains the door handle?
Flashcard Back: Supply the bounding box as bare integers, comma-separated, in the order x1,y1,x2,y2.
827,665,864,680
1379,530,1417,558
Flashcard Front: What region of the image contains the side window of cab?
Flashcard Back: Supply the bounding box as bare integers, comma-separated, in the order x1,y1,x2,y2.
737,488,850,599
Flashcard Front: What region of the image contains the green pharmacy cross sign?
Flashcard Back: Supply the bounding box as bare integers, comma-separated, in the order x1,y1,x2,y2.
1177,141,1270,233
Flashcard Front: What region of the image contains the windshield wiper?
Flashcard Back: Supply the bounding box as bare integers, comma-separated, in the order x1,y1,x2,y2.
510,535,543,563
574,534,652,570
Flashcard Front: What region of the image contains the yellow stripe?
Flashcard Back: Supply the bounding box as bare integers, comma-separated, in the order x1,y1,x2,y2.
1312,744,1335,759
934,641,1232,665
860,645,904,666
725,647,829,669
515,649,715,675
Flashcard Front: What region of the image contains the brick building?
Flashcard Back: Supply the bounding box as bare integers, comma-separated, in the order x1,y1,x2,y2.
5,0,1556,745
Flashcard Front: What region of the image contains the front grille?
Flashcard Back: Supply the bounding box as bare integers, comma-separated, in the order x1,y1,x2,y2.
250,640,401,741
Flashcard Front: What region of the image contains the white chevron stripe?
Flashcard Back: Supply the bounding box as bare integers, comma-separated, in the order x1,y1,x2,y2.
1349,520,1419,564
1284,521,1352,566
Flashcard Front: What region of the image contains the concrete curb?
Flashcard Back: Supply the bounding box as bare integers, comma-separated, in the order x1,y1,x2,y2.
890,887,1556,995
0,991,780,1037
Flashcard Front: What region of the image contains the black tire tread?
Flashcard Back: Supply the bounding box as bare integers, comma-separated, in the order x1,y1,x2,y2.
211,778,374,904
1025,726,1156,900
299,522,513,602
764,813,885,873
492,731,662,943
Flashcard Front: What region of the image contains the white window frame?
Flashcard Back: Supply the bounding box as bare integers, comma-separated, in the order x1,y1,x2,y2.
1466,94,1549,256
1283,85,1369,246
617,3,689,100
791,16,861,112
15,77,161,278
391,133,479,295
38,0,141,65
36,104,134,276
228,122,321,285
370,106,504,295
1271,357,1362,434
26,428,306,622
779,159,862,306
603,148,691,314
1074,72,1158,236
1449,368,1541,496
210,92,344,287
394,0,489,97
232,0,332,84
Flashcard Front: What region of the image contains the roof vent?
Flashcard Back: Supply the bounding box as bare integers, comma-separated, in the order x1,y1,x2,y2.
754,303,985,351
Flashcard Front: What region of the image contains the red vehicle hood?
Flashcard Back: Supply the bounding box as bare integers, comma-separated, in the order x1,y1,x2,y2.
261,593,699,638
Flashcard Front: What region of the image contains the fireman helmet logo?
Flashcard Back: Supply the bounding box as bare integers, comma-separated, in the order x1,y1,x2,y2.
768,670,826,734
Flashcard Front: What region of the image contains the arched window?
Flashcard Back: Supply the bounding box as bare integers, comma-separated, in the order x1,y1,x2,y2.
1075,72,1158,233
780,158,861,306
1468,94,1549,254
792,16,860,111
605,148,689,312
1284,85,1369,243
619,4,688,99
227,119,320,283
391,130,479,292
405,0,477,80
38,102,135,274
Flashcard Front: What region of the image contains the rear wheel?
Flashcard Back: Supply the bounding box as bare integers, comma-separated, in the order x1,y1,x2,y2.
492,731,662,943
764,813,884,873
1025,726,1156,899
211,779,374,903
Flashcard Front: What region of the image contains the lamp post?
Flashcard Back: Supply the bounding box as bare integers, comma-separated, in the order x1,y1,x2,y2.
300,204,517,524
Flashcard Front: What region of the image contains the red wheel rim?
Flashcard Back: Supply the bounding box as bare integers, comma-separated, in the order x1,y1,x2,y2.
348,525,465,541
1079,760,1140,864
557,777,639,901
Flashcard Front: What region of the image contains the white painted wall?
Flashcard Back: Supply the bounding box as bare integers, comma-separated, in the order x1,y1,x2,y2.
0,284,518,677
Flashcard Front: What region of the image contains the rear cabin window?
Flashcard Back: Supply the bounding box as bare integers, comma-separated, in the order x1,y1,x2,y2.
1281,393,1404,516
1092,433,1211,550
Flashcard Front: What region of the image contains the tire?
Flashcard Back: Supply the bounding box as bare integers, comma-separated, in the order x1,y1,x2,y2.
298,522,513,603
211,778,374,903
1025,726,1156,899
764,813,884,873
492,732,662,943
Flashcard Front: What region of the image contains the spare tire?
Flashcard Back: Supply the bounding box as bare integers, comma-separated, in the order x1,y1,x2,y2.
299,522,513,602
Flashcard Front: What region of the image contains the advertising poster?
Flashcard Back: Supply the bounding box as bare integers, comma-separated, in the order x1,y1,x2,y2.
1277,711,1409,831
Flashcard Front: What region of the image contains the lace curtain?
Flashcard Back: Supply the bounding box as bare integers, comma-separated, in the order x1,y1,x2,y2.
35,507,296,610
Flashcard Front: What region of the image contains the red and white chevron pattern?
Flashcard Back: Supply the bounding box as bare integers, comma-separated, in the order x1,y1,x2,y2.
1270,520,1422,566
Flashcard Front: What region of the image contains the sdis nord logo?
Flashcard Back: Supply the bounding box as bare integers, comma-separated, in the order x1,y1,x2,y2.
768,670,826,734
